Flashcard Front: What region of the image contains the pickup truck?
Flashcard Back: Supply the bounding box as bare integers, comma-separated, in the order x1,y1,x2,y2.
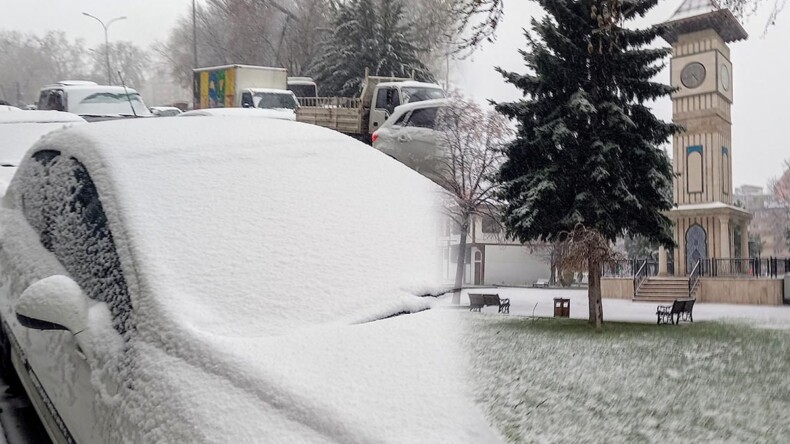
295,74,445,143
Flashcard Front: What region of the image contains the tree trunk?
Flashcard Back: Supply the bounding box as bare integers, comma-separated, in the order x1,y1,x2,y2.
451,228,469,305
587,257,603,329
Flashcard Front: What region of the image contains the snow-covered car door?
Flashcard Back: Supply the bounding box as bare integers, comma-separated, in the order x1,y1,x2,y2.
2,150,129,444
396,107,440,175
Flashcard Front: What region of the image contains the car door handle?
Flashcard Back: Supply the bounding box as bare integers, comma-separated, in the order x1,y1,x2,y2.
398,135,410,143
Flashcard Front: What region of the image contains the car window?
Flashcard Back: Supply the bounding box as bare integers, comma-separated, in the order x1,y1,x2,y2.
405,107,438,129
393,112,408,126
19,151,132,335
375,89,388,109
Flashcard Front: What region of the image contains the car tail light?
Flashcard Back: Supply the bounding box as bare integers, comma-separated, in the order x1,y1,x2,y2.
371,131,379,144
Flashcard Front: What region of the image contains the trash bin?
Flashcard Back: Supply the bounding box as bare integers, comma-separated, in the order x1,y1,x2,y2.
553,298,570,318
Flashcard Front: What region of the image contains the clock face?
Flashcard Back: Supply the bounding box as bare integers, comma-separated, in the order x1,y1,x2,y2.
680,62,706,89
721,64,730,91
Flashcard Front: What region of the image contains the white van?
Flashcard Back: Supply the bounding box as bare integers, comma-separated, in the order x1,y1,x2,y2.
38,81,152,121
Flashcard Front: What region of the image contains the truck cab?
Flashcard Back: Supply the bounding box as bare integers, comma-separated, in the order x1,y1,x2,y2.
368,81,445,134
240,88,299,120
287,77,318,98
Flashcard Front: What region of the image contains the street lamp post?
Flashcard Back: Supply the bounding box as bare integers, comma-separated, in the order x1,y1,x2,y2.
82,13,127,85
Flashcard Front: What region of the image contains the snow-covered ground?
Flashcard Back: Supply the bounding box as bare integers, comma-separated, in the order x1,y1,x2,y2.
458,289,790,442
440,287,790,329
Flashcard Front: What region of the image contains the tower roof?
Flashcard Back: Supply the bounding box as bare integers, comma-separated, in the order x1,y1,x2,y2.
661,0,748,43
668,0,719,22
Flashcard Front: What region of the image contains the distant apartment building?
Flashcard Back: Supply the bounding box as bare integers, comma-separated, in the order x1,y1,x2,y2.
440,215,551,286
734,185,790,257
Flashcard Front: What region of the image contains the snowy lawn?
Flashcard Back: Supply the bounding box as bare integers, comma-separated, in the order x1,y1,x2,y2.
466,315,790,443
445,287,790,329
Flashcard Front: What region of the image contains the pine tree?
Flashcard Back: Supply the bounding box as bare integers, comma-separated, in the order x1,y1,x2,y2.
496,0,679,327
311,0,433,97
375,0,433,81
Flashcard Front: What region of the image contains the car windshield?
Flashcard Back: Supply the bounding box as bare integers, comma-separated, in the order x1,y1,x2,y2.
254,92,297,110
401,87,445,104
71,92,152,117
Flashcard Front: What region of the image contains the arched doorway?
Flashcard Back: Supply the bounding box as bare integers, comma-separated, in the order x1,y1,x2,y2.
685,224,707,274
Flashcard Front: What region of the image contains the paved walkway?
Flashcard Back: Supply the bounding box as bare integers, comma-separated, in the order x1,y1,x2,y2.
439,287,790,329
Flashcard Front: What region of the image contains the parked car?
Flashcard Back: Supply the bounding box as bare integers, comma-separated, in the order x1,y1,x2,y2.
37,81,152,121
0,110,86,193
149,106,182,117
0,117,494,443
179,107,296,121
372,98,449,180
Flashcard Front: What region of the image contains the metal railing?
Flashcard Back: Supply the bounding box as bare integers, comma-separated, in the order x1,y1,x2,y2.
688,259,701,298
700,257,790,279
602,259,658,278
297,97,362,109
633,260,649,297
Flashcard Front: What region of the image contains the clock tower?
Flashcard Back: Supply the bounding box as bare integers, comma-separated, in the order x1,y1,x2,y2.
661,0,751,275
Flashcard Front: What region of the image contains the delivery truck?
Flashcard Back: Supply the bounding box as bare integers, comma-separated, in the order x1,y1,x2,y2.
295,71,445,144
193,64,289,109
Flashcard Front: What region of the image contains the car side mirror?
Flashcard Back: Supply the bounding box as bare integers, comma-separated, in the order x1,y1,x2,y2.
16,275,89,335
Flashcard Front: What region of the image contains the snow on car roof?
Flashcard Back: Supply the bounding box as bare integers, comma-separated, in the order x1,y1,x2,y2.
247,88,295,94
0,110,85,124
179,107,295,120
0,111,86,165
380,98,450,129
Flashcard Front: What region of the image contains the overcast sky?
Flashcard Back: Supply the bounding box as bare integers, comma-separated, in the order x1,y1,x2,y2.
1,0,788,188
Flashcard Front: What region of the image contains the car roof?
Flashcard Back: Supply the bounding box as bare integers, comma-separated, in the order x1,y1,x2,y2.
179,108,293,119
247,88,295,94
0,110,86,124
41,85,141,94
384,98,450,125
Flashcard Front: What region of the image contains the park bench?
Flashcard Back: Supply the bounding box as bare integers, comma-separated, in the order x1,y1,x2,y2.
532,278,550,288
656,298,695,325
468,293,510,314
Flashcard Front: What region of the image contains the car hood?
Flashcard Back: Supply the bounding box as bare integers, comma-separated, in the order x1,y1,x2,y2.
100,310,498,443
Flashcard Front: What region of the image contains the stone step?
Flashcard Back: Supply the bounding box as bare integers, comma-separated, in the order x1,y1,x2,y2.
638,284,689,290
633,296,678,303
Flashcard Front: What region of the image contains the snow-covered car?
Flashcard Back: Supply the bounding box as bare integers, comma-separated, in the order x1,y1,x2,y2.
372,98,449,179
149,106,183,117
0,118,495,443
0,110,86,193
37,81,152,121
179,106,296,121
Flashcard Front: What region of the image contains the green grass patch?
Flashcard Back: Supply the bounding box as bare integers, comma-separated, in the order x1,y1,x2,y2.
467,316,790,443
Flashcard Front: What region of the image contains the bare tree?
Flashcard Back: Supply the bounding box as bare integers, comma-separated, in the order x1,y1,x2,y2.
89,42,150,89
0,31,90,106
554,225,620,329
432,98,512,303
162,0,332,88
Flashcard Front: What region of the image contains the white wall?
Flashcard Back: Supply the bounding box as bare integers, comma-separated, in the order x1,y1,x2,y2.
483,245,550,286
